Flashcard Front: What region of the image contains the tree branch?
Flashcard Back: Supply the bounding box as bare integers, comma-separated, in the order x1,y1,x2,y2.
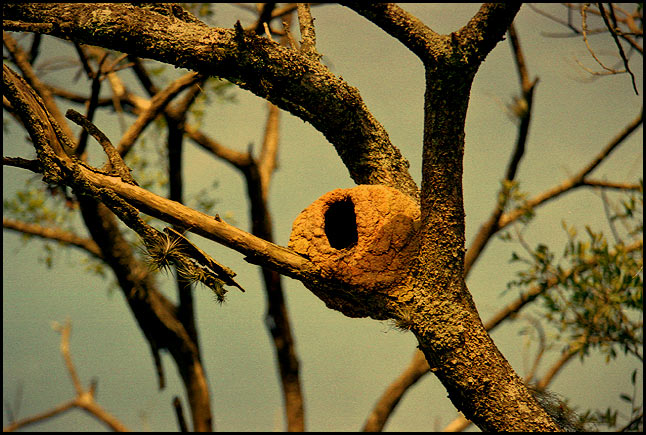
3,217,103,259
597,3,639,94
297,3,321,61
455,4,523,66
464,24,538,275
3,3,418,198
499,108,643,229
342,3,440,61
366,238,642,431
3,30,76,142
117,71,203,158
2,320,129,432
4,59,215,431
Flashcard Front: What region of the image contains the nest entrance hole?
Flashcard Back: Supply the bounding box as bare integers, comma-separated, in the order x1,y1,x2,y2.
324,197,359,250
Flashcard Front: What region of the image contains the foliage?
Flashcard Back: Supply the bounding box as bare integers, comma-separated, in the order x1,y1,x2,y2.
507,185,643,431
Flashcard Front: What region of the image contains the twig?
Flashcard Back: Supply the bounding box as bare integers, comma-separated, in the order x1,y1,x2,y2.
498,109,643,229
3,217,103,259
2,320,129,432
65,109,138,185
117,71,203,157
257,103,281,200
521,315,548,384
464,24,538,275
72,47,106,155
597,3,639,94
599,188,622,245
581,4,616,73
173,396,189,432
297,3,321,60
534,348,578,390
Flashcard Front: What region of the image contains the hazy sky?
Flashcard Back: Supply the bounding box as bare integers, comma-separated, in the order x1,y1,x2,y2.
3,4,643,431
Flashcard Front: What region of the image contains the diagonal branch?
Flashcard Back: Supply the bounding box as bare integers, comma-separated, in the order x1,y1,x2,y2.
3,217,103,259
117,71,204,157
78,167,314,279
499,108,643,229
297,3,321,61
597,3,639,95
3,30,76,142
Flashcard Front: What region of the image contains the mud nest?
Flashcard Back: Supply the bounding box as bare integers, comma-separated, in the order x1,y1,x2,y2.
289,185,420,318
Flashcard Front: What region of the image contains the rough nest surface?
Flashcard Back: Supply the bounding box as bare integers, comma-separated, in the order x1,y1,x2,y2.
289,185,420,316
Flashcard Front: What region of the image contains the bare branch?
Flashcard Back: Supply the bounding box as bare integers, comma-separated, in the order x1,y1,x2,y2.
80,166,313,279
3,217,103,259
172,397,189,432
464,24,538,275
2,400,76,432
3,156,42,172
361,350,429,431
297,3,321,60
65,109,137,185
4,60,214,430
185,125,252,169
499,108,643,229
117,71,203,157
534,348,578,390
581,179,642,190
581,4,619,74
2,320,129,432
456,3,523,65
597,3,639,94
257,102,281,200
53,320,84,394
3,31,75,142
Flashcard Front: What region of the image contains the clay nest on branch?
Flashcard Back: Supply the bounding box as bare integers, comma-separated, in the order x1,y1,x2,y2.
289,185,420,319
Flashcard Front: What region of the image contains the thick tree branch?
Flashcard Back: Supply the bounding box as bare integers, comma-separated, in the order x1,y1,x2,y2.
4,50,314,283
455,4,523,66
76,167,314,279
371,3,555,431
366,236,642,431
3,3,418,198
346,4,521,68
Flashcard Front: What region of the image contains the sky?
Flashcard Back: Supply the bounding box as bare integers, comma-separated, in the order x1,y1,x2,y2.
3,4,643,432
